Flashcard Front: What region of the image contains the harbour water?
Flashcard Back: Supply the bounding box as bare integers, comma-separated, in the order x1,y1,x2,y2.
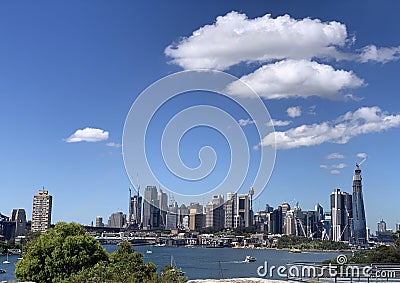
0,246,342,282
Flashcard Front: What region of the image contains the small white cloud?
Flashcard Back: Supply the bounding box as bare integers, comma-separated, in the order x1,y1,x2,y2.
225,60,364,100
106,142,122,148
261,106,400,149
65,127,109,143
287,106,302,118
331,169,341,175
267,119,292,127
308,105,317,115
359,45,400,63
332,163,347,169
320,164,329,169
357,152,368,159
326,153,345,159
238,118,255,126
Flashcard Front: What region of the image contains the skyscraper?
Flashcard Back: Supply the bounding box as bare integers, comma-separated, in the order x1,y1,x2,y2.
352,164,367,247
32,189,53,232
10,208,26,236
142,186,160,230
129,188,142,228
330,188,352,242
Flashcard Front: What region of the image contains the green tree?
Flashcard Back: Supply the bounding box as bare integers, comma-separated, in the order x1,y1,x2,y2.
69,241,159,283
160,264,187,283
15,222,109,283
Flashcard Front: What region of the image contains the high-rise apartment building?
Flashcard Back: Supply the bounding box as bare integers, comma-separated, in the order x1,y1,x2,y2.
330,188,352,242
32,189,53,232
352,164,367,247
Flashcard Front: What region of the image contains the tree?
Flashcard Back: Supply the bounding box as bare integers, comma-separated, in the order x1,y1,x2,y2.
69,241,159,283
160,264,187,283
15,222,109,283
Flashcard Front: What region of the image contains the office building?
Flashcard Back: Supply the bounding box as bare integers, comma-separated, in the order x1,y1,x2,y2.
95,216,104,227
166,202,178,230
32,189,53,232
205,195,225,229
108,212,127,228
330,188,352,242
158,189,168,229
142,186,160,229
352,164,367,247
377,219,387,235
10,209,26,236
224,192,236,229
129,188,142,227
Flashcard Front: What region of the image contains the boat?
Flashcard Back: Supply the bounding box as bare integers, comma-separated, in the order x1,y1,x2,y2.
146,249,153,254
243,255,256,262
289,248,301,253
0,269,6,274
2,253,10,264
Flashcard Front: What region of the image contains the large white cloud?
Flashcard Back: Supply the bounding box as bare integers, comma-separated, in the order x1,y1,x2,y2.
359,45,400,63
225,60,364,99
65,127,109,143
165,12,348,70
261,106,400,149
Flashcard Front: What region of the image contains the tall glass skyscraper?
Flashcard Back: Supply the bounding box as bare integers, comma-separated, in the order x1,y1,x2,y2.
352,164,367,247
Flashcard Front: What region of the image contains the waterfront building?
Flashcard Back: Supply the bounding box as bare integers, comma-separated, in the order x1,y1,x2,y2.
10,208,26,236
178,204,189,228
95,216,104,227
108,212,127,228
32,189,53,232
330,188,352,242
352,164,367,247
396,223,400,232
142,186,160,229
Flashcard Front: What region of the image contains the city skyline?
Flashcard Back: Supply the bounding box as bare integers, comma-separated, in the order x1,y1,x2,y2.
0,1,399,229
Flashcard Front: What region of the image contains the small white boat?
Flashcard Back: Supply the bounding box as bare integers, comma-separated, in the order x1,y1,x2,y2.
2,253,10,264
244,255,256,262
146,250,152,254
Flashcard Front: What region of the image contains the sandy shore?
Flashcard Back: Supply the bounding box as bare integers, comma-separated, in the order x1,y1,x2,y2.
187,278,286,283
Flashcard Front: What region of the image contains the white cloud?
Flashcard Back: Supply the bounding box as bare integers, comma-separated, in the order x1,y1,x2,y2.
225,60,364,99
165,12,348,70
238,118,255,126
357,152,368,159
332,163,347,169
287,106,302,118
261,106,400,149
65,127,109,143
267,119,292,127
331,169,341,175
106,142,122,148
320,164,329,169
359,45,400,63
326,152,345,159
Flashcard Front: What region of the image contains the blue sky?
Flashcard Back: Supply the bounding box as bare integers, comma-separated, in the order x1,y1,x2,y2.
0,1,399,232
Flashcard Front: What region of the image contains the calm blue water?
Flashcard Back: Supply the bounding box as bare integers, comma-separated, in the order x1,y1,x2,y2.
0,247,342,281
